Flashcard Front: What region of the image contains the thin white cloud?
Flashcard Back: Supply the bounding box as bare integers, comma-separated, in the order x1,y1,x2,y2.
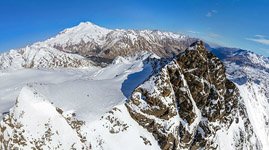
208,33,221,38
206,12,213,17
260,48,269,51
206,10,218,17
212,10,217,13
246,35,269,45
255,35,265,38
187,30,200,34
248,38,269,45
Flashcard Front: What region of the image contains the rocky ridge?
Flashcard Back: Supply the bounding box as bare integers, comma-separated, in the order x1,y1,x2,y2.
46,22,195,59
126,41,261,149
0,22,196,70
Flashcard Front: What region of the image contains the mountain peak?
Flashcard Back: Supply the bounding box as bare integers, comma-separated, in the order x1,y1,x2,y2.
46,21,111,46
78,21,96,26
75,21,106,30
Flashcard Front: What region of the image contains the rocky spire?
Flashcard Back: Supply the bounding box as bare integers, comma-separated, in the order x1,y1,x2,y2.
126,41,260,149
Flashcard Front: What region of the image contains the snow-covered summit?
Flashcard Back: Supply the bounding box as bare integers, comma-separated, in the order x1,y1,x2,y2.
46,22,112,46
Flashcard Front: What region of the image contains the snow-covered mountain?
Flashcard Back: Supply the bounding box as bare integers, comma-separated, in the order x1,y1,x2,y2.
0,22,195,70
45,22,195,59
0,22,269,149
0,45,94,70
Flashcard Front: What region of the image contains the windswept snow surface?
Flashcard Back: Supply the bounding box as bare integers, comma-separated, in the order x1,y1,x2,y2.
0,54,153,122
0,52,160,149
86,104,161,150
226,63,269,150
1,85,161,149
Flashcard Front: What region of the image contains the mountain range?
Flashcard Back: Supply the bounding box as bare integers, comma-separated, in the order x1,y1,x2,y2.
0,22,268,150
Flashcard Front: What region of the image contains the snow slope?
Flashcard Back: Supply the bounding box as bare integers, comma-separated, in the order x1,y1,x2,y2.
0,87,89,149
86,104,161,150
212,47,269,150
0,43,94,70
0,52,154,121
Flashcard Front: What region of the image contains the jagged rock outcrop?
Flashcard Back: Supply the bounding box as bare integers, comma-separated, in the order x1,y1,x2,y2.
0,87,90,149
126,41,261,149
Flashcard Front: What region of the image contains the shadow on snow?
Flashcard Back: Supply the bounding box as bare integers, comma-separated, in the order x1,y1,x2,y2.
121,62,152,99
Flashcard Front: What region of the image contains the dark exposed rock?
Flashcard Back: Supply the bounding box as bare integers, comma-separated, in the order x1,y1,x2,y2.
126,41,259,149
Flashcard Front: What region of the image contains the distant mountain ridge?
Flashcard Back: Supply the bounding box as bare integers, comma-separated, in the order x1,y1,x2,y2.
45,22,195,59
0,22,196,70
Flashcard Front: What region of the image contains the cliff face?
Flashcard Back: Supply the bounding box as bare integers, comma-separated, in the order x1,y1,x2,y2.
126,41,260,149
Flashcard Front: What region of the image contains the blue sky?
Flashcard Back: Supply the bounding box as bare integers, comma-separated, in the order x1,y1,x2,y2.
0,0,269,56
